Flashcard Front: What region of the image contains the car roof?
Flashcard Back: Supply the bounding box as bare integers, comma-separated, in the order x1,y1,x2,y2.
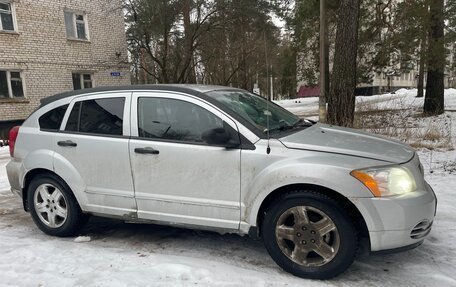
40,84,243,107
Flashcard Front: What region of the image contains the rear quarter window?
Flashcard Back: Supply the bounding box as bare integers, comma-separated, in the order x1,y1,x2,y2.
38,104,69,131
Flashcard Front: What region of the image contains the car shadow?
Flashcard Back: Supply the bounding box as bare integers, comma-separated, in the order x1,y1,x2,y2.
78,216,447,285
80,216,276,270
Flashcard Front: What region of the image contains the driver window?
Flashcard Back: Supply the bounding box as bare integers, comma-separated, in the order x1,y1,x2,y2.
138,97,224,143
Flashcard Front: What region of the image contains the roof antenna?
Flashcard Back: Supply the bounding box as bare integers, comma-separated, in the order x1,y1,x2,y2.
264,31,271,155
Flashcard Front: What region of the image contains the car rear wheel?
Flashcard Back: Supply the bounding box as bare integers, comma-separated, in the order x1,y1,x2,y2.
27,173,87,237
262,191,358,279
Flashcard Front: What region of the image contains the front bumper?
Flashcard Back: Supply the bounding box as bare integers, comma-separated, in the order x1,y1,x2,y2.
370,240,424,255
352,182,437,252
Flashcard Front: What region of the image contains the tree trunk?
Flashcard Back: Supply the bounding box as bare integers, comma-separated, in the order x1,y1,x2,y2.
139,47,147,84
319,0,328,123
327,0,361,127
387,76,391,92
324,41,329,105
417,32,426,98
424,0,445,115
183,0,196,83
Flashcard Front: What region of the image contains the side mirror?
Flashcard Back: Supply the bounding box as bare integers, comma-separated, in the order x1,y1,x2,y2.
202,127,240,148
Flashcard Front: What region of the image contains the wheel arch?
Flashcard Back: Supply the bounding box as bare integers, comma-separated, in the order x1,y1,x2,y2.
22,168,83,212
254,183,370,249
22,168,53,211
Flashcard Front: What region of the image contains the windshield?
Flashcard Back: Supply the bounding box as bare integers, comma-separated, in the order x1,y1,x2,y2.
207,90,300,134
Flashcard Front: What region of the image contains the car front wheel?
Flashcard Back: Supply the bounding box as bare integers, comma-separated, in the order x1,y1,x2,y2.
262,191,358,279
27,173,87,237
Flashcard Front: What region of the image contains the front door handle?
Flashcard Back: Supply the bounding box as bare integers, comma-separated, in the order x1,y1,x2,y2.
57,140,77,147
134,147,159,155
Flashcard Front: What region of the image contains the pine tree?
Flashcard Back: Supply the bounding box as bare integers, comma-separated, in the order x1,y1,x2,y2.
327,0,361,127
424,0,445,115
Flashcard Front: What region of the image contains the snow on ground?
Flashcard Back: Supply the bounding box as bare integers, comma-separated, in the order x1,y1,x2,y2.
275,88,456,118
1,90,456,286
277,89,456,150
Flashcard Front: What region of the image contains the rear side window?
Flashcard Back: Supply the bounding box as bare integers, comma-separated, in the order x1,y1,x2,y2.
39,104,69,131
65,98,125,136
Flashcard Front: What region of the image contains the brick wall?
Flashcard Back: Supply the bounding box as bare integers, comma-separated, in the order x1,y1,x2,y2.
0,0,130,121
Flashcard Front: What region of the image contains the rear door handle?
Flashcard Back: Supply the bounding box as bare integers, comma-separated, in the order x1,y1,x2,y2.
134,147,159,155
57,140,77,147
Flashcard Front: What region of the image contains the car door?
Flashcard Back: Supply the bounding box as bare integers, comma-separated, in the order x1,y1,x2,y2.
129,91,241,230
54,92,136,217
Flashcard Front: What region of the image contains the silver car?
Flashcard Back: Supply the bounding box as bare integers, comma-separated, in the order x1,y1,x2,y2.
6,85,436,279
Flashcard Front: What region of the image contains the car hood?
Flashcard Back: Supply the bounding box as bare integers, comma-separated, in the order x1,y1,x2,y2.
279,124,415,164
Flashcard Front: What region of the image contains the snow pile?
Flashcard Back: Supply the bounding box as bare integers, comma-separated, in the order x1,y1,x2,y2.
0,147,9,193
74,236,91,243
275,88,456,117
357,89,456,112
275,97,319,117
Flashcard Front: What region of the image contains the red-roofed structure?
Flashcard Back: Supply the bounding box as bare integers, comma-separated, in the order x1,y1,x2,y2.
297,86,320,98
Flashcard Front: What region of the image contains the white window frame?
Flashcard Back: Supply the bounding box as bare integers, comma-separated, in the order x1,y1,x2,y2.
72,72,94,90
0,0,18,32
64,9,90,40
0,70,25,98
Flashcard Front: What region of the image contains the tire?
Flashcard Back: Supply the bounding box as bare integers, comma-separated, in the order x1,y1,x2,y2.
262,190,358,279
27,173,88,237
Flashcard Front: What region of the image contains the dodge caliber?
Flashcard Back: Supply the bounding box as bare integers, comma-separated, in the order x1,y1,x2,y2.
6,85,437,279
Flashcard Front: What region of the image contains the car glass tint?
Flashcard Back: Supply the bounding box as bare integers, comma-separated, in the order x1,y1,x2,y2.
65,98,125,136
79,98,125,135
39,104,69,131
138,97,223,143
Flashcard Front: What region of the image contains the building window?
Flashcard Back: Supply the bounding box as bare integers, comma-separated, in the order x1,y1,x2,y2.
0,71,24,98
64,11,88,40
0,1,15,32
72,73,93,90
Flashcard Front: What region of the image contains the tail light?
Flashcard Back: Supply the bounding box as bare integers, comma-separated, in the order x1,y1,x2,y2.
8,126,20,157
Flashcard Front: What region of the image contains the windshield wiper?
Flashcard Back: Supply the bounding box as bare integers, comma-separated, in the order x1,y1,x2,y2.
292,118,304,127
265,121,294,134
294,118,316,127
264,118,315,134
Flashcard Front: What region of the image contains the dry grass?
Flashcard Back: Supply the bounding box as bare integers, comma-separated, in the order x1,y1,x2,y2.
354,108,454,151
442,161,456,174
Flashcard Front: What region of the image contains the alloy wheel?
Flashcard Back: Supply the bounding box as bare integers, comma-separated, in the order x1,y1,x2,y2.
33,183,68,228
275,205,340,267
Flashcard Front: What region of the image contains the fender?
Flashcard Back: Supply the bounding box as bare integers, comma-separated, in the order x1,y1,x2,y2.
21,150,88,212
240,148,388,231
51,151,89,209
21,149,55,187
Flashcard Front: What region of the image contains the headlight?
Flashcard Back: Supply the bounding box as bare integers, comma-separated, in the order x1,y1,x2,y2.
351,166,416,197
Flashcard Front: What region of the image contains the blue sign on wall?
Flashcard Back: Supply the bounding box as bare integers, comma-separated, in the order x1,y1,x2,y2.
110,72,122,77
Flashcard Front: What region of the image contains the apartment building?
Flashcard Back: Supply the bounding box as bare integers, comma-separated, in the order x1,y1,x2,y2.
0,0,130,137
